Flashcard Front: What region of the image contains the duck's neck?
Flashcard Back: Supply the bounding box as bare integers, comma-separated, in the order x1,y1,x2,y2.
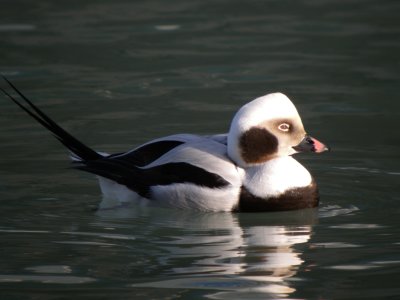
243,156,313,198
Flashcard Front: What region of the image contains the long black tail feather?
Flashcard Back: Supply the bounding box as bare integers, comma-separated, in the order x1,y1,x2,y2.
1,79,232,199
0,76,102,161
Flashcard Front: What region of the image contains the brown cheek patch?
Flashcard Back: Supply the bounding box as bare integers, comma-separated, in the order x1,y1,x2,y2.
239,127,278,163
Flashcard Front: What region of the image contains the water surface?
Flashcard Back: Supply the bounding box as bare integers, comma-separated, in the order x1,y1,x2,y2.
1,0,400,299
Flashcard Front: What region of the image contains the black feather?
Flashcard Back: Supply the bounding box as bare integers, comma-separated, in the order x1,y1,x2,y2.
1,76,102,161
74,158,230,198
109,140,184,167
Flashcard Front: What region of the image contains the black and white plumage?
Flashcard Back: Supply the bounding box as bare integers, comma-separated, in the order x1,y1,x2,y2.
1,77,329,212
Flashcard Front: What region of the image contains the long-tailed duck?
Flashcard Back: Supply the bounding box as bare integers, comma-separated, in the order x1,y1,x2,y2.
1,77,329,212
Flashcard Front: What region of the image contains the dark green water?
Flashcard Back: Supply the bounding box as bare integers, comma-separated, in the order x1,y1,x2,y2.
1,0,400,299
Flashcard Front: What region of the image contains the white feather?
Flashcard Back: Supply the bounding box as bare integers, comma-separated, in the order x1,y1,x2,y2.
244,156,312,198
151,183,240,212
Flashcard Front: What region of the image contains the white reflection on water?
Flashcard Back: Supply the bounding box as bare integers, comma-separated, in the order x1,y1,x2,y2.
122,207,316,299
0,203,361,297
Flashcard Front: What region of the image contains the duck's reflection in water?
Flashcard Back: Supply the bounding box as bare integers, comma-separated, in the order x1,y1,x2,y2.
241,225,310,279
98,206,317,299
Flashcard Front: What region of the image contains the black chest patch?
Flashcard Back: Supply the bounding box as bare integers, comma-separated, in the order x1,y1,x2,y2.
236,182,319,212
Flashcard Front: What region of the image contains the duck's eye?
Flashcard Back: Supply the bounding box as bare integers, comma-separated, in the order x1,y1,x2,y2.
278,123,290,132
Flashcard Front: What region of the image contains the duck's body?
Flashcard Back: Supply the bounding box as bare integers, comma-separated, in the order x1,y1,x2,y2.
1,77,329,212
92,133,242,211
92,133,318,212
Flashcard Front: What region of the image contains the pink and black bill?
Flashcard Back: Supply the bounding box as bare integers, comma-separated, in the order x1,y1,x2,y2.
293,135,330,154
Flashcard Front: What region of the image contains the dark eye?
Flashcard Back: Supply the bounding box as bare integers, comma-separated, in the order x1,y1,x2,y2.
278,123,290,132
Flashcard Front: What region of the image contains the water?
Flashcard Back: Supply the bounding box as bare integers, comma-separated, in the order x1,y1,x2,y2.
1,0,400,299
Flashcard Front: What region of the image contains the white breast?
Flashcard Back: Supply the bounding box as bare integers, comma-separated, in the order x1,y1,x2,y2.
243,156,312,198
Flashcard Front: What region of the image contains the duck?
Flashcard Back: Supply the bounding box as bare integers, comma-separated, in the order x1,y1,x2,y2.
1,77,329,212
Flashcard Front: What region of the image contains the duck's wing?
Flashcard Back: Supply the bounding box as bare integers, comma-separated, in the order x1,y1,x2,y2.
138,136,242,188
75,136,237,199
76,159,231,199
108,133,228,167
206,133,227,145
107,139,184,167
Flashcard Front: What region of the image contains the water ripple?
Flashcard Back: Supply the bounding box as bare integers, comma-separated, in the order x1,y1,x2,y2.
0,24,36,31
330,224,385,229
0,274,96,284
311,242,362,249
61,231,136,241
318,205,360,218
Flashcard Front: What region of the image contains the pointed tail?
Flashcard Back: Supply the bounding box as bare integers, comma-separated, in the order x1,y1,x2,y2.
1,76,102,162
